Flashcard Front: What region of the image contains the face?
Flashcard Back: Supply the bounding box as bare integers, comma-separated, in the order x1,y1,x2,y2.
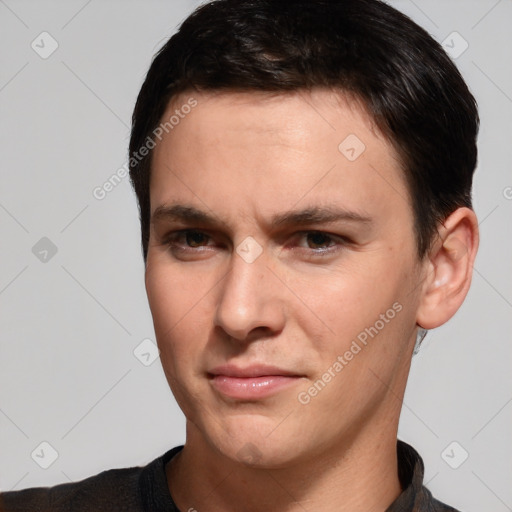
145,89,426,467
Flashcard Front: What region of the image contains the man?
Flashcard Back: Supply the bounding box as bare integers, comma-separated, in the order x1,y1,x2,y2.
0,0,479,510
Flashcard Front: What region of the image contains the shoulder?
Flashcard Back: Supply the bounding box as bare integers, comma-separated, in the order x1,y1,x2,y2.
1,463,146,511
0,446,184,512
421,487,464,512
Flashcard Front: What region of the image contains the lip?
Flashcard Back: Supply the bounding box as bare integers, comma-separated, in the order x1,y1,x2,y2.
208,364,304,400
209,364,301,378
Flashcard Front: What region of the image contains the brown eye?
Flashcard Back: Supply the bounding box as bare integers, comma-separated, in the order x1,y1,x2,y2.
304,232,335,250
162,230,214,252
184,231,210,247
290,231,348,259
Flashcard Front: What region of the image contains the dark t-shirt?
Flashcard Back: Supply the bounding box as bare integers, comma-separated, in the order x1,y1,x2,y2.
0,440,460,511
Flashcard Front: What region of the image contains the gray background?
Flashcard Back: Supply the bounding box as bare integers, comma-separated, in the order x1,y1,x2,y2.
0,0,511,510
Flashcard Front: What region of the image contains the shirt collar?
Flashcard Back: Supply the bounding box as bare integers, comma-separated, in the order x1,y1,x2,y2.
386,440,452,511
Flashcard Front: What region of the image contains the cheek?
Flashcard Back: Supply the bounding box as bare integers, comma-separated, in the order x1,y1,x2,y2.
145,258,205,325
293,273,414,424
291,263,394,334
145,266,178,333
291,254,416,365
145,263,214,363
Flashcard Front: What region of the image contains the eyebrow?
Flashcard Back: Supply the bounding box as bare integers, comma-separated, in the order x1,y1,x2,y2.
151,204,373,230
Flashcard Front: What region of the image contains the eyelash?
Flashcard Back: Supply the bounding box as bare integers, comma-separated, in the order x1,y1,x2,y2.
162,229,348,258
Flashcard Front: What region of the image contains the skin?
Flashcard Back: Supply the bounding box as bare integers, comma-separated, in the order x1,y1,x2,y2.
144,89,479,512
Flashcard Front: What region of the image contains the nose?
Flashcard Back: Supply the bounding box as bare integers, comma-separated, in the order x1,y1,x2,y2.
213,245,285,343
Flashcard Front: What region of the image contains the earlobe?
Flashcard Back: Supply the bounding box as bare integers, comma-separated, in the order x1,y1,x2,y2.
416,207,479,330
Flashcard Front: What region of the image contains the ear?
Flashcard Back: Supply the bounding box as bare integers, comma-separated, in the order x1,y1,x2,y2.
416,207,479,330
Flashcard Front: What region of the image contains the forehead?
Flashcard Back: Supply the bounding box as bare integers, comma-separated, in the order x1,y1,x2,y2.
164,88,381,145
150,89,411,227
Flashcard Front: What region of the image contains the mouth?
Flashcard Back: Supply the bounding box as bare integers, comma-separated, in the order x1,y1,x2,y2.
208,364,305,400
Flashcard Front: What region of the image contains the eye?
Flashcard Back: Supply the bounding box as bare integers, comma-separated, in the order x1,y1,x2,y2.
180,230,210,248
300,231,336,250
292,231,348,256
161,229,348,260
163,230,214,252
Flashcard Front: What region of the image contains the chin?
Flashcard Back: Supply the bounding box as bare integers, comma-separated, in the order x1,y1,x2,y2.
207,419,306,468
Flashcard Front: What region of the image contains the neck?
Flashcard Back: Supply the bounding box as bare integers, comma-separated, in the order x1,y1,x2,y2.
166,416,402,512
